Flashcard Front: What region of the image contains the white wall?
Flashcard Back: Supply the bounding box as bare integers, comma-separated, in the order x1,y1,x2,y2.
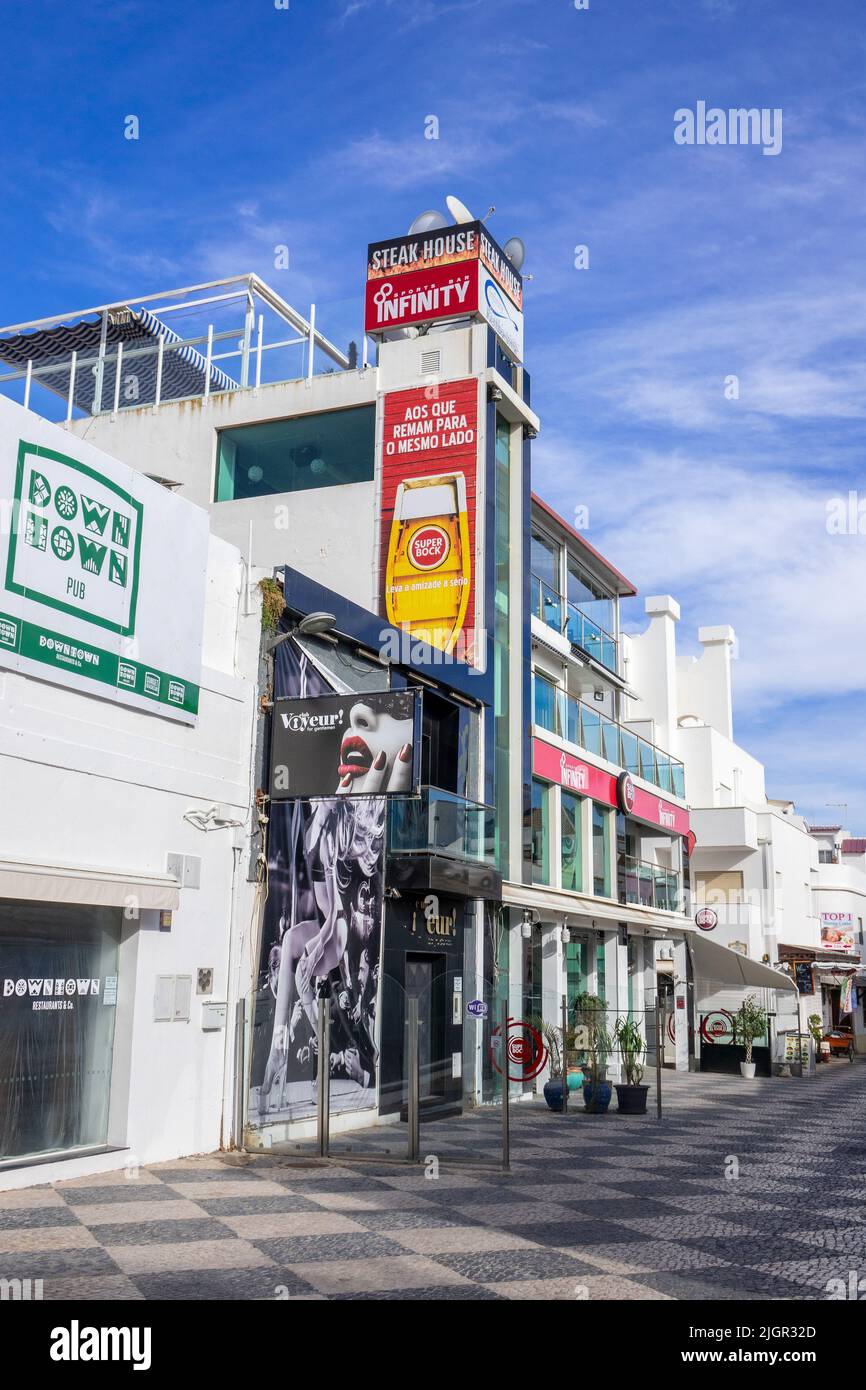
0,532,260,1184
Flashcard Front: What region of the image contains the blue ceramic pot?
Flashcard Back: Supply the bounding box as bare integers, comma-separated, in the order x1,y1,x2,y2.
583,1079,613,1113
543,1079,566,1112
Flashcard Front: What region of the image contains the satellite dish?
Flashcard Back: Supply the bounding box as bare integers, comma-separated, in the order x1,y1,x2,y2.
408,209,448,235
503,236,526,271
446,194,475,224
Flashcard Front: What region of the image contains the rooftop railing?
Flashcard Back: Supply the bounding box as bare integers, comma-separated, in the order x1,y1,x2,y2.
534,678,686,799
0,276,364,424
530,573,617,674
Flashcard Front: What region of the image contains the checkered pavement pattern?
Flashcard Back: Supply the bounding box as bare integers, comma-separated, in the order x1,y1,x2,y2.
1,1061,864,1300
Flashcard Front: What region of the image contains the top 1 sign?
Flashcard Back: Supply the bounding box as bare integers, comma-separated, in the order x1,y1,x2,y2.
367,222,522,308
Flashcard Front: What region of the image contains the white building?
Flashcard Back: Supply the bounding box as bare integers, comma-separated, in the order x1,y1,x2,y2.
0,396,261,1187
808,826,866,1051
624,598,803,1067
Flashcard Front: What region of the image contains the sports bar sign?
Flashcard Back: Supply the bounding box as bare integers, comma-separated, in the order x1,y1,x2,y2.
365,221,524,360
0,396,207,722
532,737,690,836
379,378,480,666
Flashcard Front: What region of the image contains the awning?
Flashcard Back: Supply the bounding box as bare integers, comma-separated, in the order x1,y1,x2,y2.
685,929,796,992
0,857,180,911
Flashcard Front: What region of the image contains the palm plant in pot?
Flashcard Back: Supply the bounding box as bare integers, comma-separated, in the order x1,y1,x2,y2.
613,1016,648,1114
573,993,614,1114
534,1017,566,1112
732,994,767,1079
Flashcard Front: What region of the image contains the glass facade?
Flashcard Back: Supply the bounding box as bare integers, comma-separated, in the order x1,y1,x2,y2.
0,902,120,1163
592,803,612,897
215,406,375,501
566,939,587,1012
530,778,550,884
493,415,511,871
561,790,582,892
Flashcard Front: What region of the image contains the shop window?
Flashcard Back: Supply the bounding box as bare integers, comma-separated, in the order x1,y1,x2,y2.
566,939,587,1013
0,902,121,1163
592,803,611,897
215,405,375,501
561,791,583,893
530,778,550,885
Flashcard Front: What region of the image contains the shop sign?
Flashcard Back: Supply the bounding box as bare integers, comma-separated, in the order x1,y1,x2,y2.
365,261,478,336
531,736,690,837
695,906,718,931
477,264,524,361
367,221,522,308
270,689,419,800
700,1009,734,1044
0,398,206,722
820,912,856,953
365,221,523,357
2,975,103,1012
616,770,635,815
794,961,816,994
379,379,481,666
467,998,487,1019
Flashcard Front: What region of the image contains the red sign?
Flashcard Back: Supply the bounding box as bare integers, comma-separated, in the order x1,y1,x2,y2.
365,262,479,336
695,907,718,931
531,737,690,836
379,379,479,664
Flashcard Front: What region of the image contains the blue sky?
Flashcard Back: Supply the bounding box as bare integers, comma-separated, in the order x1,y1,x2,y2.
2,0,865,823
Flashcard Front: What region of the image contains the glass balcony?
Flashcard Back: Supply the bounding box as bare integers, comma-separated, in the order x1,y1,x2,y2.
388,787,496,865
619,854,683,913
533,680,686,800
531,574,618,674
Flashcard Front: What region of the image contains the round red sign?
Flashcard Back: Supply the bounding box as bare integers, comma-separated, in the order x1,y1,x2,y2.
408,524,450,571
695,907,718,931
617,771,635,815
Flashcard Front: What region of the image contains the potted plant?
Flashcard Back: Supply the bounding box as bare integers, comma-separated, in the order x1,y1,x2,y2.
732,995,767,1079
533,1017,566,1112
573,993,614,1113
613,1016,649,1114
807,1014,827,1063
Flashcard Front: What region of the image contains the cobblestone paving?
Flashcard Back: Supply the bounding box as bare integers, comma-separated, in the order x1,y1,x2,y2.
2,1062,864,1301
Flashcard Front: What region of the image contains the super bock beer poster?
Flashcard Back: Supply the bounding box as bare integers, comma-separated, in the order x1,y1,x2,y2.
378,377,480,666
0,396,208,722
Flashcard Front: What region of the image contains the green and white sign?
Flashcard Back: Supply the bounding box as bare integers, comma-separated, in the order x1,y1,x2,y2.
0,397,207,723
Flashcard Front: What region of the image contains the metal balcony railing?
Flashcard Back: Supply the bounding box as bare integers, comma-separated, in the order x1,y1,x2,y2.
388,786,496,865
534,678,686,799
531,573,617,674
619,854,683,913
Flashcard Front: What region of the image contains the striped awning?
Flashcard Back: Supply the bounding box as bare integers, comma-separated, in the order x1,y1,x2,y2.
0,306,236,412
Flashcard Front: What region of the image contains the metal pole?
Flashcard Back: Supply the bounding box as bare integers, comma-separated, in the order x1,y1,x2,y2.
66,350,77,423
234,996,246,1151
254,313,264,392
23,359,32,412
112,342,122,416
240,296,254,388
316,994,330,1158
501,998,510,1170
204,325,214,399
93,308,108,415
307,303,316,380
655,995,663,1120
153,334,164,412
407,995,420,1162
561,993,569,1113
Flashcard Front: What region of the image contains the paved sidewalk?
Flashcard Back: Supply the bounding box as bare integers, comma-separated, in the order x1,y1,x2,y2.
2,1062,864,1301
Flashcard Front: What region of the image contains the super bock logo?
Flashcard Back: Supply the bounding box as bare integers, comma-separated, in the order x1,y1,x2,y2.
6,442,142,637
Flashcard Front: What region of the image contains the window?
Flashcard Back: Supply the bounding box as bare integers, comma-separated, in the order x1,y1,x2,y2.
215,406,375,501
0,901,121,1162
494,416,511,870
592,804,611,896
566,939,587,1013
695,871,744,906
533,671,560,735
531,531,559,590
566,557,614,636
530,779,550,884
561,791,582,892
818,850,835,864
